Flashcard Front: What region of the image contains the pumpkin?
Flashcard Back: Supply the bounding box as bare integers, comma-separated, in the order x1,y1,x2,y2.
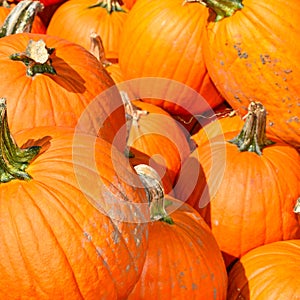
47,0,128,61
118,0,224,117
0,32,127,152
0,0,46,35
128,165,228,299
0,98,149,299
121,98,191,192
193,102,300,267
122,0,136,10
201,0,300,148
227,239,300,299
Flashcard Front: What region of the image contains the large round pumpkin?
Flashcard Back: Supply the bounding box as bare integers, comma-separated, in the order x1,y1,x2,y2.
202,0,300,148
227,239,300,299
0,32,126,151
0,99,149,299
118,0,223,117
193,102,300,267
47,0,128,61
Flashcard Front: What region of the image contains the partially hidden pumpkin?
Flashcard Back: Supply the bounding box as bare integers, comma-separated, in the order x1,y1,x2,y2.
128,165,228,299
0,98,149,299
227,239,300,299
202,0,300,148
118,0,224,117
47,0,128,61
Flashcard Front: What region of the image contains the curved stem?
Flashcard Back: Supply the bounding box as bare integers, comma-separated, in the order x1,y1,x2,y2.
0,0,44,38
9,39,56,77
228,101,275,155
0,98,40,182
88,0,125,14
0,0,11,8
183,0,243,21
89,32,112,67
134,164,174,224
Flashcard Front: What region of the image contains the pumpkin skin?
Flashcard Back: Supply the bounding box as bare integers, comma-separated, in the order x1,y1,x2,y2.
203,0,300,148
126,100,191,191
47,0,128,60
227,239,300,299
0,125,149,299
0,32,126,151
0,1,46,34
196,130,300,267
118,0,223,117
128,196,228,300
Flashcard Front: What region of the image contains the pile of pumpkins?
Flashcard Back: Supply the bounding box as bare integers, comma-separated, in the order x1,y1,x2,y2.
0,0,299,299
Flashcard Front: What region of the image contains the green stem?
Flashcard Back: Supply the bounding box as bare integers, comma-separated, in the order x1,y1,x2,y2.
0,0,44,38
88,0,125,14
134,164,174,224
228,102,275,155
9,39,56,77
184,0,243,21
0,98,40,183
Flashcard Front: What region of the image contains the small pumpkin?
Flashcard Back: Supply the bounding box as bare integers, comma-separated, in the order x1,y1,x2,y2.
202,0,300,148
192,101,300,267
227,239,300,299
128,165,228,300
0,32,126,152
47,0,128,61
0,98,149,299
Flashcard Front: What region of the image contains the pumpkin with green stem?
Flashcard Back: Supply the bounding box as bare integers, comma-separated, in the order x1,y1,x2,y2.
0,32,127,152
200,0,300,148
0,97,149,299
47,0,128,61
128,164,228,300
192,101,300,267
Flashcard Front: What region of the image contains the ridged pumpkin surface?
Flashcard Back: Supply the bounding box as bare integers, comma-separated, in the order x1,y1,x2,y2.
0,126,149,299
203,0,300,148
0,32,126,151
228,240,300,299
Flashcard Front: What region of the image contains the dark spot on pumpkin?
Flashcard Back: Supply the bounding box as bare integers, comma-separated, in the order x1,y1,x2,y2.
192,283,198,290
234,44,248,59
284,69,292,74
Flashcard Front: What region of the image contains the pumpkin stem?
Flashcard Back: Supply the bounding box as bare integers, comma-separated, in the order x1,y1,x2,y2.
228,101,275,155
89,32,112,67
119,91,148,158
0,0,44,38
183,0,243,21
0,0,12,8
88,0,125,14
134,164,174,224
9,39,56,77
0,98,40,182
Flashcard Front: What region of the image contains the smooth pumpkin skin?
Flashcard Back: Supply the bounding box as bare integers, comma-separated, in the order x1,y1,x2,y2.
128,197,228,300
0,126,149,299
47,0,128,60
203,0,300,148
118,0,223,117
0,32,126,151
196,131,300,267
228,240,300,299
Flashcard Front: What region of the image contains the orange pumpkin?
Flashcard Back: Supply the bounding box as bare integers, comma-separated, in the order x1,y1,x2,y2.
0,32,126,151
202,0,300,148
118,0,223,117
227,239,300,299
47,0,128,61
193,102,300,267
128,165,228,299
0,98,149,299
